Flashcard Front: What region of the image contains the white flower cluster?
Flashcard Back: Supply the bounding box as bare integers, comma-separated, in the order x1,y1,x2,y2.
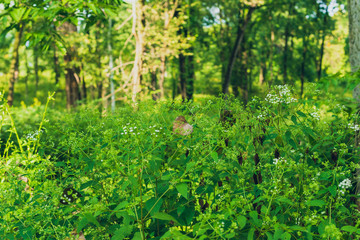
121,123,163,137
338,178,352,195
218,221,225,232
265,85,297,104
310,111,320,121
273,157,286,165
348,123,360,131
335,104,346,110
25,130,43,141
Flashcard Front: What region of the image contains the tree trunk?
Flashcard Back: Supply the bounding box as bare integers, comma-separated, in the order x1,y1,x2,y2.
24,49,29,101
348,0,360,72
132,1,143,104
81,63,87,102
222,7,254,95
34,45,39,94
317,7,328,81
179,52,186,101
7,24,24,107
62,21,81,109
300,36,307,97
283,3,294,85
108,18,115,112
186,47,195,100
151,69,159,101
53,43,60,85
64,53,80,109
283,25,289,84
268,28,275,88
348,0,360,210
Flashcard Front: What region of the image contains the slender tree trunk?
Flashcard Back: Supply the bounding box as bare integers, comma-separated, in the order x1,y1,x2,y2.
283,26,289,84
132,1,143,104
268,27,275,88
34,45,39,94
53,43,60,85
151,68,158,101
24,49,29,101
7,24,24,107
179,52,186,101
283,3,293,84
317,7,328,81
186,47,195,100
108,18,115,112
348,0,360,72
348,0,360,210
81,63,87,102
300,36,307,97
222,7,254,95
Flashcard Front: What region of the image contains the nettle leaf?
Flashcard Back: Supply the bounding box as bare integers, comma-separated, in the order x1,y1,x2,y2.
145,198,163,215
9,7,29,22
210,151,218,162
249,211,261,227
296,111,307,118
176,183,188,199
341,226,358,234
237,215,247,229
152,212,179,224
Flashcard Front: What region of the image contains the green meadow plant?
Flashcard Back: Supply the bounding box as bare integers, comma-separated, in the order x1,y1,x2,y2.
1,85,360,239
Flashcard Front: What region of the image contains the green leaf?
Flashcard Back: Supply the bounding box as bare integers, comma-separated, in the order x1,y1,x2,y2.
115,201,129,211
265,133,278,141
291,115,297,124
248,228,255,240
306,200,326,207
211,151,218,162
145,198,163,215
77,217,88,232
111,225,134,240
288,138,297,149
152,212,178,224
341,226,358,233
176,183,188,199
249,211,261,227
9,7,28,22
132,232,142,240
281,232,291,240
237,215,247,229
328,185,337,197
276,197,294,206
297,111,307,117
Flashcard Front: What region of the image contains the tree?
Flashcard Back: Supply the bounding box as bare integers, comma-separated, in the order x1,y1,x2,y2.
348,0,360,72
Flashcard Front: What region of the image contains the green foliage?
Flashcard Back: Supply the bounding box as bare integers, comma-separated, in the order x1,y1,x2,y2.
1,84,360,239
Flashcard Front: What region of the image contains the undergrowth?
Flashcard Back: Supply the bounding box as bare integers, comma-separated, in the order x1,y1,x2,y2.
1,84,360,240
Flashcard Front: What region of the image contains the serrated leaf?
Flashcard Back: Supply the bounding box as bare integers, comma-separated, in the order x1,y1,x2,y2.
152,212,178,224
237,215,247,229
176,183,188,199
341,226,357,233
115,201,129,211
288,139,297,149
297,111,307,117
211,151,218,162
248,228,255,240
145,198,163,215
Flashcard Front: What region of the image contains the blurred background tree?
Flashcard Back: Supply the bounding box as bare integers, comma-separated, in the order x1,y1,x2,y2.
0,0,353,109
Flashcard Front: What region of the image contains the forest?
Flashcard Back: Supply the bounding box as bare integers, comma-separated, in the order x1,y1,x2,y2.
1,0,360,239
